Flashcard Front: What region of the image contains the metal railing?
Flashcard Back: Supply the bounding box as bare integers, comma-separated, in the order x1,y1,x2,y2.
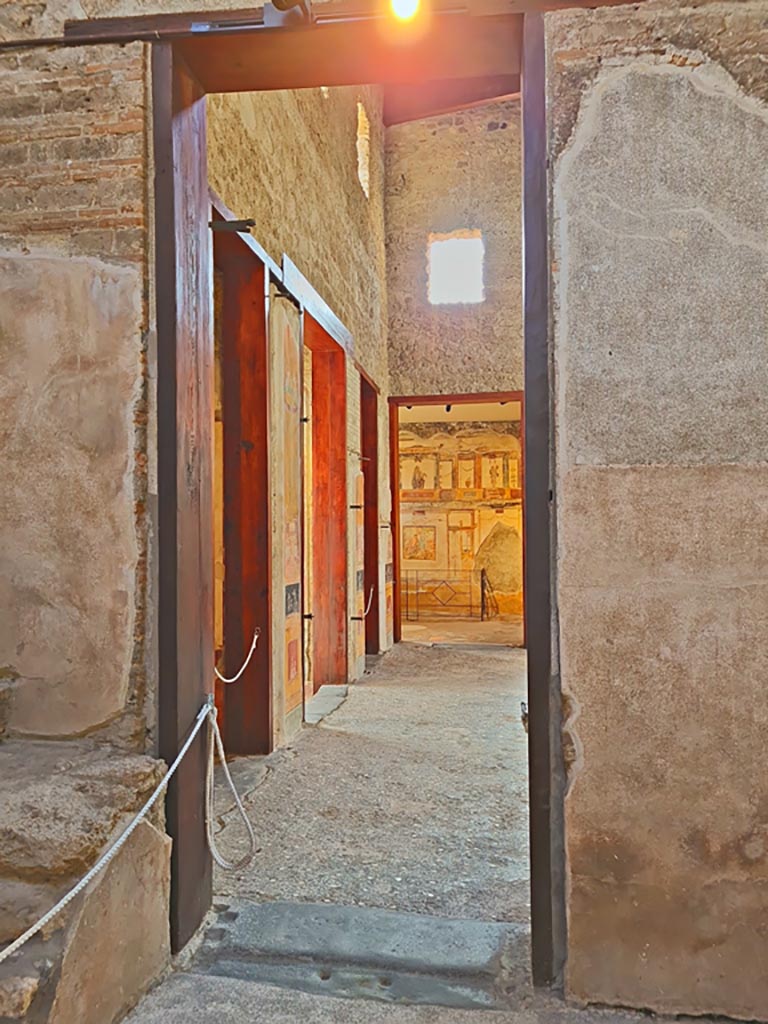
402,569,480,621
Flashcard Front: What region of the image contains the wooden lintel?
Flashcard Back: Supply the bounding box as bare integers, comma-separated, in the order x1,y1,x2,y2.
384,75,520,126
282,256,353,355
175,13,521,93
63,0,646,45
390,390,524,405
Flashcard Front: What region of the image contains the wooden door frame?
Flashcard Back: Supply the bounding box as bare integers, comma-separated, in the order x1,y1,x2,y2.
304,314,349,691
521,12,562,986
152,44,213,952
151,8,559,986
361,376,380,655
211,192,273,756
388,389,524,645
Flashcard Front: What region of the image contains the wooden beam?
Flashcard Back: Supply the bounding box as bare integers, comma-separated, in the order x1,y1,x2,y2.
153,44,213,953
390,390,523,405
521,12,560,988
214,228,273,756
283,257,353,355
388,400,402,644
361,378,380,655
63,0,646,45
175,14,522,93
383,75,519,126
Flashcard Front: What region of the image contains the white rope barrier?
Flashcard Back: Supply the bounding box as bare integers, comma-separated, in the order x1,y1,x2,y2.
363,587,375,618
214,628,260,684
0,694,257,967
206,703,258,870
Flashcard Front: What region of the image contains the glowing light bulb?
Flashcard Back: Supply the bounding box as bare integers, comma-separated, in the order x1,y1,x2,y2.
390,0,419,21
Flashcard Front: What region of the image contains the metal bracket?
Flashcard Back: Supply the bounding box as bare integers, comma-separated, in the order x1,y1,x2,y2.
263,0,313,27
209,218,256,233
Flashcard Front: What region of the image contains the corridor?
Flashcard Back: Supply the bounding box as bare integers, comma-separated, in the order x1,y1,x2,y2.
126,646,659,1024
128,643,535,1019
215,642,530,924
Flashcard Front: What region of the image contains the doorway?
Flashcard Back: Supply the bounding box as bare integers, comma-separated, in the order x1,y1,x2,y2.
212,200,272,757
140,6,558,986
302,314,349,695
391,393,525,648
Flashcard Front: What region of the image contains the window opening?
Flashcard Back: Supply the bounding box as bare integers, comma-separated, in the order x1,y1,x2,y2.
427,230,485,305
356,101,371,199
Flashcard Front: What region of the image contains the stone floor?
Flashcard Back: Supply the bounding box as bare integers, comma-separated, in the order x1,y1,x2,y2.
126,974,660,1024
128,642,533,1021
401,619,524,647
212,642,530,924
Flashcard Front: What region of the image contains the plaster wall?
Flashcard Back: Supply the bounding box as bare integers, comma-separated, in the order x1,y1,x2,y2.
385,100,522,397
546,2,768,1018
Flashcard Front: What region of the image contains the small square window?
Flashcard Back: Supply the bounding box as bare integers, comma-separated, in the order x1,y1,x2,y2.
356,102,371,199
427,230,485,305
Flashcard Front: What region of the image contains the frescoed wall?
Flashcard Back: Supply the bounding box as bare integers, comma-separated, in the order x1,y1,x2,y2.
399,417,523,624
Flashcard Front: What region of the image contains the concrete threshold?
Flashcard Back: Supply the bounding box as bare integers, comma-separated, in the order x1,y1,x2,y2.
193,901,529,1011
304,685,349,724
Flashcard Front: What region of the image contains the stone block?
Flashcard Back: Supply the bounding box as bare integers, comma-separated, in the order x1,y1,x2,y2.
559,465,768,591
0,740,165,882
560,579,768,1015
48,819,171,1024
568,874,768,1019
0,975,39,1018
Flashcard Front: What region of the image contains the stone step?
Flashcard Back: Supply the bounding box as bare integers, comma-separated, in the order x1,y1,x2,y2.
304,685,349,724
193,901,530,1011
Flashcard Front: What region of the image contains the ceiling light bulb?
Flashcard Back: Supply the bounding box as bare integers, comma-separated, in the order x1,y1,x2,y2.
390,0,420,22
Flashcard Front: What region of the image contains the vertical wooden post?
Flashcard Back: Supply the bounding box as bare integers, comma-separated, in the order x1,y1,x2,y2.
153,43,214,952
307,337,348,688
215,235,272,755
522,13,559,987
388,400,402,643
361,377,380,655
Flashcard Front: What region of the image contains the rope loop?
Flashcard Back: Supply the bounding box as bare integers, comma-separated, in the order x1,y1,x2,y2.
214,627,260,684
205,703,258,870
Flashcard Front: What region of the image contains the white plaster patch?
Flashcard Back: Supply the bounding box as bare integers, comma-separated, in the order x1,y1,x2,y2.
552,57,768,478
0,253,143,736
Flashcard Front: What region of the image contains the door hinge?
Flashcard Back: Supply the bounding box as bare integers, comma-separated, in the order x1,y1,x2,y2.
209,218,255,233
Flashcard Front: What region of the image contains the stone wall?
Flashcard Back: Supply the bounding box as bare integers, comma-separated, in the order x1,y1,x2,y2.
0,41,151,747
208,87,388,388
546,2,768,1018
0,21,167,1022
385,99,522,397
